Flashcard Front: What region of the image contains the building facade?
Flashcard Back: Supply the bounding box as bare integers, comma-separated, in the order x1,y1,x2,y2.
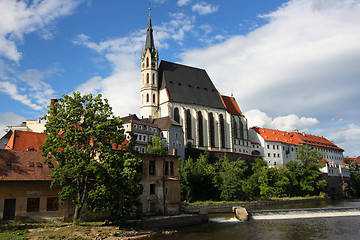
1,130,181,221
249,127,347,175
140,13,250,153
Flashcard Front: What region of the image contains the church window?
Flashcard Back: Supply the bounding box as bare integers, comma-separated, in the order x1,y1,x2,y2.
146,57,149,68
152,94,156,104
152,73,155,84
146,73,149,84
209,112,215,148
239,120,244,139
186,109,192,139
220,114,225,148
174,108,180,123
197,111,204,147
146,94,149,103
233,117,238,139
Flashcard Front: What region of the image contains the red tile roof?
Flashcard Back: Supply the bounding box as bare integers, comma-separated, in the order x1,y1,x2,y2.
252,127,343,151
0,149,55,181
291,131,343,151
220,95,244,116
5,130,46,152
351,156,360,164
252,127,299,144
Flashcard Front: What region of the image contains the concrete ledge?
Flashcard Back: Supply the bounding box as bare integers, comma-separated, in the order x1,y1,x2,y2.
130,214,208,230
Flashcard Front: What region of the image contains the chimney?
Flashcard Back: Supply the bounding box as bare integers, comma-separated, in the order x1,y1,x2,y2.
50,99,58,106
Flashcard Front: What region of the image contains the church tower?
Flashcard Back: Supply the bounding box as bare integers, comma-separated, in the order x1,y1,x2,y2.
141,9,159,119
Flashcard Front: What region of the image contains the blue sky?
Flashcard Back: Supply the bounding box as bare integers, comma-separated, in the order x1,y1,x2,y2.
0,0,359,157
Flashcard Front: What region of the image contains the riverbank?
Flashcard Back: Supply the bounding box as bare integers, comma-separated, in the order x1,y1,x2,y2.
0,221,174,240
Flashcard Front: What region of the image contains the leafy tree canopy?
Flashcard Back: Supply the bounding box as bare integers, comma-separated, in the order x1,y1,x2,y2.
146,135,167,155
40,92,142,224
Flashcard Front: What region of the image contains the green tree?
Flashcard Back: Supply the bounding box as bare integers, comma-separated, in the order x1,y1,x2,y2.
147,135,167,155
40,92,142,224
218,157,247,201
349,164,360,197
286,145,327,196
179,150,220,202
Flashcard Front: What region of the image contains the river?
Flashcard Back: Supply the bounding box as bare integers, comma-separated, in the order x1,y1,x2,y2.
150,199,360,240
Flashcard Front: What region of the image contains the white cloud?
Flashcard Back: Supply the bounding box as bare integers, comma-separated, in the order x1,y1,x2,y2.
0,112,26,135
0,66,58,110
178,0,192,6
181,0,360,121
192,2,219,15
0,0,82,62
0,81,43,111
245,109,319,132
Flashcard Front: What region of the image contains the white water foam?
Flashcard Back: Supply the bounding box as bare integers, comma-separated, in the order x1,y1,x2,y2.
252,211,360,220
210,217,239,223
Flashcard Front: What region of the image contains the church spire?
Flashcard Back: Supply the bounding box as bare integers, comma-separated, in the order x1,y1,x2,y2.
143,7,157,59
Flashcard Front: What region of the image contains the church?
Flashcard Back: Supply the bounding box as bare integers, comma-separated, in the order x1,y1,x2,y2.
140,12,252,155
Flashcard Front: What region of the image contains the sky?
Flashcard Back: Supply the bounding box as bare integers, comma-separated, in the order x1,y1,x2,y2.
0,0,359,157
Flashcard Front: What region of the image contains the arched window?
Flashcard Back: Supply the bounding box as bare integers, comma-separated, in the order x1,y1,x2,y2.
232,117,238,139
239,120,244,139
152,73,155,84
146,73,149,84
152,94,156,104
174,107,180,123
209,112,215,148
186,109,192,139
146,94,149,103
197,111,203,147
220,114,225,148
146,57,149,68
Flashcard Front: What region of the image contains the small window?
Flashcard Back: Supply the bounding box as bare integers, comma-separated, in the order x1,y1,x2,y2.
274,153,276,157
268,153,270,157
175,132,178,138
139,125,143,130
46,197,59,211
165,161,169,176
149,160,155,175
172,142,176,147
150,184,155,194
27,198,40,212
170,162,174,176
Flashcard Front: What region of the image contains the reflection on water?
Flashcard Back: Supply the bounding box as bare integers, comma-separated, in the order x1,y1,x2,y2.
149,199,360,240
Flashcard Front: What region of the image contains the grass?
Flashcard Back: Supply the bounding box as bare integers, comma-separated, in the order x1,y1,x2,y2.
0,221,153,240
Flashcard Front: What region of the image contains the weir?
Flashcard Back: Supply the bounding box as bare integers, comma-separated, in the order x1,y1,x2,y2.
209,207,360,222
249,207,360,220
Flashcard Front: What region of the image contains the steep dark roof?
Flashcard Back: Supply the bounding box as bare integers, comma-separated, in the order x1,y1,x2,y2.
151,117,182,131
120,114,139,124
158,61,226,110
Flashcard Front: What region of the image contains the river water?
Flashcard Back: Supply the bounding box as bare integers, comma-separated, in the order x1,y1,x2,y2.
150,199,360,240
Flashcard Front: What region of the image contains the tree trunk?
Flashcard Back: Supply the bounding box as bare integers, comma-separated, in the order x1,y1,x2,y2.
73,204,82,223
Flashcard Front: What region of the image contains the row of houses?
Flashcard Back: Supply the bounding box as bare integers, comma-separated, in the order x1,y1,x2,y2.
0,130,180,221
